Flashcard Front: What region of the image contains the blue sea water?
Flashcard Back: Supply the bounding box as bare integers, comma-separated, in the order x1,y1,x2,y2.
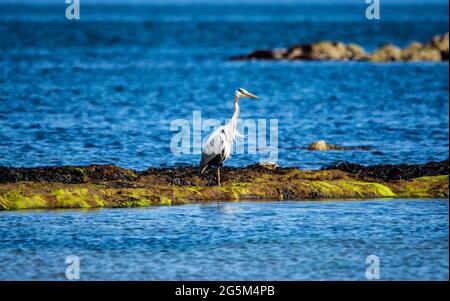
0,200,447,280
0,1,448,169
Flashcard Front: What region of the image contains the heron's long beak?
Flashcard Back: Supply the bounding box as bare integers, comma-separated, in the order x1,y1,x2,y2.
246,92,259,100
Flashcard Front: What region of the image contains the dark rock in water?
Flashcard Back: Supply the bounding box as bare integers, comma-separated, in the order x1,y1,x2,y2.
232,42,369,61
401,42,441,61
230,49,286,60
308,140,329,150
307,41,360,61
285,44,305,59
347,43,368,60
230,33,449,62
430,32,450,60
323,160,449,181
370,44,403,62
307,140,370,151
0,164,138,184
230,49,267,60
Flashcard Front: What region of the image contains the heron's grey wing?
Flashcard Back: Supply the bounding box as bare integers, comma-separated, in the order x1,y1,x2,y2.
199,128,226,174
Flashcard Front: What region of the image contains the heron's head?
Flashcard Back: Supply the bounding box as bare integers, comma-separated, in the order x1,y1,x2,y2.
236,88,259,100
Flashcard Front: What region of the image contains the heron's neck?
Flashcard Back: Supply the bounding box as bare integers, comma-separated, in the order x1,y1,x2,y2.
229,94,240,130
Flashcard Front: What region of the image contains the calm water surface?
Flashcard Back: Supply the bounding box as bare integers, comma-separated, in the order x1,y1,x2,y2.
0,199,448,280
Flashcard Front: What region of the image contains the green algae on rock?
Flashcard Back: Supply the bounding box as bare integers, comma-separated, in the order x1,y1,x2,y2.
0,161,448,210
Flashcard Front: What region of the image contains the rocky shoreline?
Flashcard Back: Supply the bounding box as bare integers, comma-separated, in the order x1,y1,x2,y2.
231,33,449,62
0,160,447,210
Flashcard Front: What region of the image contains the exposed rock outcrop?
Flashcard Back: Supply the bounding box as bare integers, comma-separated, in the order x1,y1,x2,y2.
230,33,449,62
307,140,370,151
308,140,329,150
0,160,448,210
371,44,403,62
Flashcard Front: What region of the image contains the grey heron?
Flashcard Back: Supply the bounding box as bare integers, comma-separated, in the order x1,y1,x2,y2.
199,88,259,186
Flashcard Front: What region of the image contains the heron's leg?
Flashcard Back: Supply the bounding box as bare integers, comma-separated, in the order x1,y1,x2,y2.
217,166,221,187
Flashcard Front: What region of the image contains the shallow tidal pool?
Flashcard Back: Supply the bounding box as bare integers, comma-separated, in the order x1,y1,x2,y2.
0,199,447,280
